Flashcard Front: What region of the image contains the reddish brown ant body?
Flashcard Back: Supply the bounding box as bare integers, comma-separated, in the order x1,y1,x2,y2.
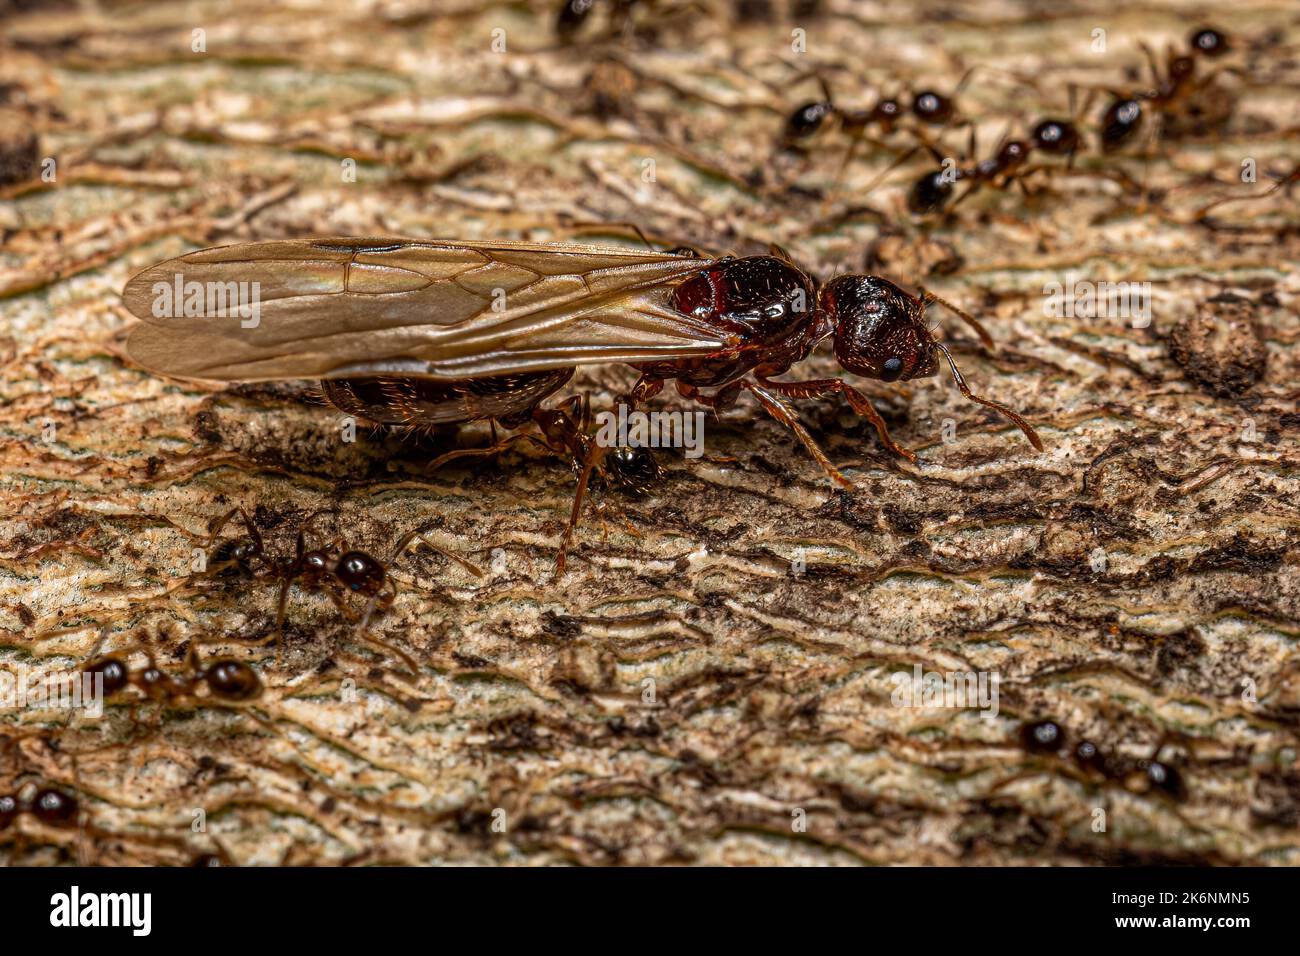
125,238,1043,571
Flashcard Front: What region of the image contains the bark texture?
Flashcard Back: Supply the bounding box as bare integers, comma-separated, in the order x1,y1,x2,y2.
1,0,1299,865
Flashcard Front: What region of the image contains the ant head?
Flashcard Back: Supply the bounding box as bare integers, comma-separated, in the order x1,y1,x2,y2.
911,90,954,124
997,139,1030,170
819,276,938,383
1030,118,1080,156
820,276,1045,452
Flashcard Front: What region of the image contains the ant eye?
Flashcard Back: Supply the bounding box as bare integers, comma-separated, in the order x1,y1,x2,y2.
881,357,905,381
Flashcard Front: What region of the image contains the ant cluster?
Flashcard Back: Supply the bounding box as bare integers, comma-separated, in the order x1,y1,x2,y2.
780,26,1239,217
1017,719,1188,803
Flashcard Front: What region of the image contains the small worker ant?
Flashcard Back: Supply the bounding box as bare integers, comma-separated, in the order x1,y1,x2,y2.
84,645,263,706
0,784,81,830
0,777,87,864
199,509,481,658
1096,26,1235,154
903,128,1035,215
779,72,976,184
1013,719,1189,803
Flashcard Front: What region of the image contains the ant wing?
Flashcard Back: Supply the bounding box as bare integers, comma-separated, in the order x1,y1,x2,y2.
123,237,731,382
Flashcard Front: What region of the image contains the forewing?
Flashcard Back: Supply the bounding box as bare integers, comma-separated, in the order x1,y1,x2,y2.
123,237,729,381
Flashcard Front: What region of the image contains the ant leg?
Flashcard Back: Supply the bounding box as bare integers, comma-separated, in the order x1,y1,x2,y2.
526,401,600,574
856,144,923,197
705,380,855,485
426,430,553,473
615,375,665,414
272,576,291,663
752,376,918,465
349,589,419,674
1138,41,1164,89
389,529,484,577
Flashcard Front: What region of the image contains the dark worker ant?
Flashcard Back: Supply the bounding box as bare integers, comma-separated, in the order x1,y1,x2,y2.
1015,719,1189,803
84,645,263,706
1097,26,1234,153
199,509,483,658
779,72,977,184
0,783,81,831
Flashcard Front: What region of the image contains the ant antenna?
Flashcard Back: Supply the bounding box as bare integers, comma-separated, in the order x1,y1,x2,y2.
918,288,996,349
933,342,1043,451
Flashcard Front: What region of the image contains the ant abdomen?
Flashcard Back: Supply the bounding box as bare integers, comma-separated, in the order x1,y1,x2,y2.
784,100,835,141
1030,118,1081,156
907,169,958,215
1100,98,1144,152
202,659,262,702
32,788,79,827
1189,26,1229,58
602,445,663,496
334,552,387,596
911,90,955,124
0,793,17,829
86,657,130,696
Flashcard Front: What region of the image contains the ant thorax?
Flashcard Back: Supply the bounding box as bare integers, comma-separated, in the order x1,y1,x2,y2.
648,255,820,386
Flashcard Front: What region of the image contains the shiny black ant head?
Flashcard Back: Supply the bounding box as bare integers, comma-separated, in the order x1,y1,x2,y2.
819,276,938,383
783,100,835,141
907,169,958,215
1190,26,1228,57
335,551,386,595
